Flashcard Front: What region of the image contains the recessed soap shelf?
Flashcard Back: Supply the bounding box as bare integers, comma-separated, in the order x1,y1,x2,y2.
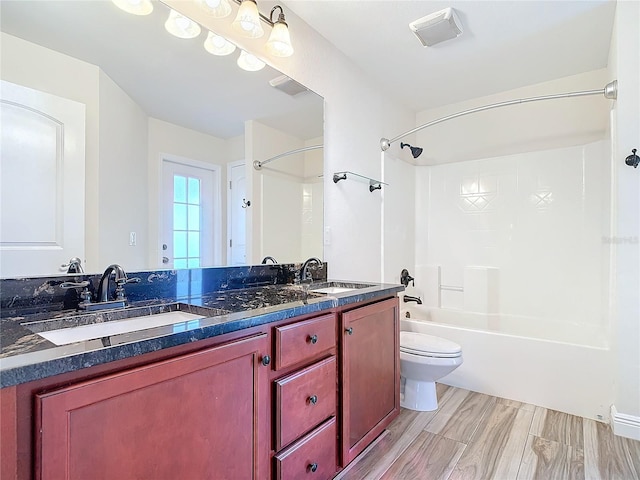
333,171,387,192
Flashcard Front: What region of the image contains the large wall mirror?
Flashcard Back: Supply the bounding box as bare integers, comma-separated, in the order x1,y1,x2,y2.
0,0,324,278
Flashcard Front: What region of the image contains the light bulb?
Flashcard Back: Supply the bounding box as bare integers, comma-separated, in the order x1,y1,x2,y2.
165,9,202,39
204,32,236,56
265,21,293,57
196,0,232,18
232,0,264,38
237,50,265,71
111,0,153,15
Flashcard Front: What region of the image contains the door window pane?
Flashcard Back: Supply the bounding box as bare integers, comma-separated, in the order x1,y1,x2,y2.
174,175,186,203
188,205,200,231
188,177,200,204
188,232,200,257
174,258,188,269
174,204,187,230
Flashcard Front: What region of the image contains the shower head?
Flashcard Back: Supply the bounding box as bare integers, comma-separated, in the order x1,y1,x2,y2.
400,142,423,158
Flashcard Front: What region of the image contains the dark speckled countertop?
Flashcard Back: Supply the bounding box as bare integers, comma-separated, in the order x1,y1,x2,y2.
0,281,403,388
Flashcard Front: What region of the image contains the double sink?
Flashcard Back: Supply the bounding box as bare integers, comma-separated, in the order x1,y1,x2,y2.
21,282,373,347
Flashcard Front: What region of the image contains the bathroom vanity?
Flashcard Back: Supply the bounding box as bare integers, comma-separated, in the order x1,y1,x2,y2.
0,267,402,479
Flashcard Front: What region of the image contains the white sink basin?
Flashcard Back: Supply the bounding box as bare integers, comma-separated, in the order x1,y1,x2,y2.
38,311,204,346
311,286,357,294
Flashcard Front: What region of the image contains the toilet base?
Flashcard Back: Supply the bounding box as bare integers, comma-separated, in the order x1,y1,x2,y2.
400,376,438,411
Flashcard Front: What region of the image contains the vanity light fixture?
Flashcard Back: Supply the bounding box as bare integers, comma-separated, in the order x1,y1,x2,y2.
119,0,295,67
196,0,232,18
204,31,237,56
237,49,265,71
165,9,202,39
265,6,293,57
111,0,153,16
232,0,264,38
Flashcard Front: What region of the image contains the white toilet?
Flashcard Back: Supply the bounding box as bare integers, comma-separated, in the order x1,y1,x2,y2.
400,331,463,411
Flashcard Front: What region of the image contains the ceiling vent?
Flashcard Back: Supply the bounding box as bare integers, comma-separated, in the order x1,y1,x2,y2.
269,74,308,96
409,7,463,47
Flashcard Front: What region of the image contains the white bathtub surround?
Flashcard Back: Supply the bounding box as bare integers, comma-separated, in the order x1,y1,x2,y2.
415,265,441,307
415,141,610,339
463,266,499,314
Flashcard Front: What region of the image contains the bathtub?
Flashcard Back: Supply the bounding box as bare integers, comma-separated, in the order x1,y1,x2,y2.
400,304,613,422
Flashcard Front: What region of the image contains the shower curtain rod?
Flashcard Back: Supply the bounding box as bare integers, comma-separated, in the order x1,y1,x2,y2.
380,80,618,152
253,144,323,170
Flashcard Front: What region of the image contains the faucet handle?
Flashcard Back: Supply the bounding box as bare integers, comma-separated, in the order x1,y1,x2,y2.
400,269,415,287
60,281,90,289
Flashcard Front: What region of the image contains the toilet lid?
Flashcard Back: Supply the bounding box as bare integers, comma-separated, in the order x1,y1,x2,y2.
400,331,462,358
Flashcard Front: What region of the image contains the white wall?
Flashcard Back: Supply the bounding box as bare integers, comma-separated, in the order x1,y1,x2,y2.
97,71,148,270
382,152,416,285
609,0,640,439
415,69,610,165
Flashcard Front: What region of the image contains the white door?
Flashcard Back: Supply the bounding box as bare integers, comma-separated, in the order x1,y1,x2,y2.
227,161,247,265
0,80,85,278
161,157,220,269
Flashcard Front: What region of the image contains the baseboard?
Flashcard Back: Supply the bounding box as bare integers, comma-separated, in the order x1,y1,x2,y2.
611,404,640,441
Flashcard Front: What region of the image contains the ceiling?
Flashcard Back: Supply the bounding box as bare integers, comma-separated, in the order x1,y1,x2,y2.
0,0,323,140
283,0,616,112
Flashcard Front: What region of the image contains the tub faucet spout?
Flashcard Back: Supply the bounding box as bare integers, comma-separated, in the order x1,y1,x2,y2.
403,295,422,305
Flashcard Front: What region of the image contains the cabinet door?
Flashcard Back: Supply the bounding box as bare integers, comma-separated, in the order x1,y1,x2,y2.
341,297,400,465
35,334,270,480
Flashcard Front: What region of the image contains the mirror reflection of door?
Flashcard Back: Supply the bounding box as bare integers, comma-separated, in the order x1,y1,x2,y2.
0,80,85,278
227,161,247,265
161,157,220,270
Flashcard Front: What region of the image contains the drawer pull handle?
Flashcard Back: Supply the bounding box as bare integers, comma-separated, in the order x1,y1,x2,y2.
308,334,318,344
261,355,271,366
308,395,318,405
345,327,353,335
308,463,318,473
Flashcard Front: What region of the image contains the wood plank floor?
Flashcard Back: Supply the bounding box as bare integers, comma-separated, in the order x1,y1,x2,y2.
337,385,640,480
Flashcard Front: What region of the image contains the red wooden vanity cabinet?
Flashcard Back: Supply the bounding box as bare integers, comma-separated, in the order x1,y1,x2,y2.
1,295,400,480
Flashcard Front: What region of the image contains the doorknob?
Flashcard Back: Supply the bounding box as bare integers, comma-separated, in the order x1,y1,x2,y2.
162,256,169,264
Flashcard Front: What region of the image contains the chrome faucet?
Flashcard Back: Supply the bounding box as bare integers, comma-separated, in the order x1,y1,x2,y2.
97,264,139,304
300,257,323,283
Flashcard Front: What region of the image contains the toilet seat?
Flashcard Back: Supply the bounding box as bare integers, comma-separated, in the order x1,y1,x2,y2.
400,331,462,358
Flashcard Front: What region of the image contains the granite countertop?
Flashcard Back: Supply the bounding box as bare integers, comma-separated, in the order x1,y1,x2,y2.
0,281,403,388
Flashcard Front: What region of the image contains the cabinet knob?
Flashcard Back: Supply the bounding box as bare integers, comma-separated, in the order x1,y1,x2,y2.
308,395,318,405
308,463,318,473
308,334,318,344
345,327,353,335
261,355,271,366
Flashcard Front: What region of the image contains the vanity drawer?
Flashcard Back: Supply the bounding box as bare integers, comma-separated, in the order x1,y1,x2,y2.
274,313,336,370
274,417,337,480
275,356,336,450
